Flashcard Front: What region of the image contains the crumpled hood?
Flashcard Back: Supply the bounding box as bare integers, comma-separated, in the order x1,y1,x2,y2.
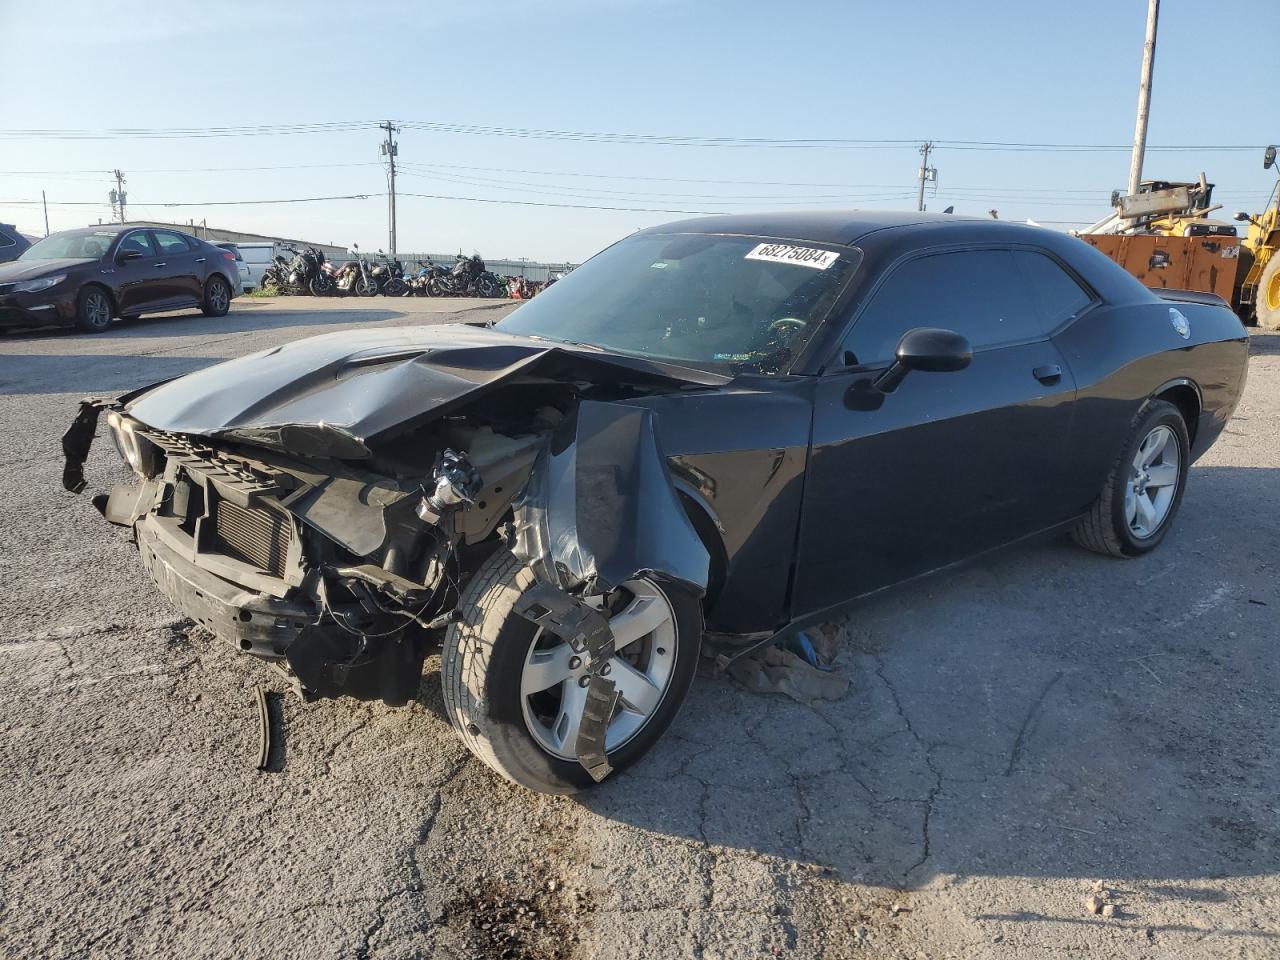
125,323,727,457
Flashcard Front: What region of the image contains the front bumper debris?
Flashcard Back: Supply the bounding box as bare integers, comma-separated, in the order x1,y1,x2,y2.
137,520,316,658
61,398,114,494
514,582,619,782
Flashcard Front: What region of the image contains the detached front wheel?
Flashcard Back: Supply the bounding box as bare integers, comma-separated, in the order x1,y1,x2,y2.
442,551,701,794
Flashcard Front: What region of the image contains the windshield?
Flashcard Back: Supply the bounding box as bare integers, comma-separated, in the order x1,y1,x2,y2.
19,230,115,261
497,232,861,374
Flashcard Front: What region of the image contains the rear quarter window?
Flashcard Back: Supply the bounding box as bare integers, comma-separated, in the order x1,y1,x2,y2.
1012,250,1094,325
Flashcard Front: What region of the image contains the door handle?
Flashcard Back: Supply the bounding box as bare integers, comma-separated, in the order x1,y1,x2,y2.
1033,364,1062,385
154,262,167,268
194,257,207,263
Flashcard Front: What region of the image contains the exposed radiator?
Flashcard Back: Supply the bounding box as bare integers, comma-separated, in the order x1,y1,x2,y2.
212,500,291,578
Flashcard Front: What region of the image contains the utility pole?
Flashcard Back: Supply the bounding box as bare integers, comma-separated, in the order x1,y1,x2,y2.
110,169,127,223
379,121,400,256
41,190,49,236
1127,0,1160,196
916,142,936,212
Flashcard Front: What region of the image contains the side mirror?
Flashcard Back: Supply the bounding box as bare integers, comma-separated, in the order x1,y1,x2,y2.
875,327,972,393
1265,145,1276,170
1234,211,1251,222
352,243,359,251
116,249,144,264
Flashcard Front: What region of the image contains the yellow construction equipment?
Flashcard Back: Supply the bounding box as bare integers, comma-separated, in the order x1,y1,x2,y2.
1079,146,1280,330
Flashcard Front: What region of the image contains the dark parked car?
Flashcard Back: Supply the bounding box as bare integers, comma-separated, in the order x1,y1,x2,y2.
0,225,238,332
63,211,1247,793
0,223,32,263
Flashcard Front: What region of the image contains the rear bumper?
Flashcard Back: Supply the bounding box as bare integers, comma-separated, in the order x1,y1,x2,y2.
136,518,315,659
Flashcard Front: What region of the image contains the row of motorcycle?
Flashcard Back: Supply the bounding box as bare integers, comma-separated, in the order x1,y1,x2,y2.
259,245,538,299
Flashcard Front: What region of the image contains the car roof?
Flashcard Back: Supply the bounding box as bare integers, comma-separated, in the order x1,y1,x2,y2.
59,224,131,236
638,209,994,246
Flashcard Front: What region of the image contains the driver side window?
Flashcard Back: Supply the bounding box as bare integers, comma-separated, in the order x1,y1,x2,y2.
840,249,1037,366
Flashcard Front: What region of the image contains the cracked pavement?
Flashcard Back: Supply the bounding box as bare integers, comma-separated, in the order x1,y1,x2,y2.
2,299,1278,958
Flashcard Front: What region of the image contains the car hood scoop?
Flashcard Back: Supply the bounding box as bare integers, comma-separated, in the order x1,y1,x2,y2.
125,323,726,457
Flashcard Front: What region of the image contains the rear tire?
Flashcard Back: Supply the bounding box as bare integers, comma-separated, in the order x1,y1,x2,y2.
75,286,113,333
1071,399,1189,558
201,276,231,317
1256,254,1280,331
442,551,702,794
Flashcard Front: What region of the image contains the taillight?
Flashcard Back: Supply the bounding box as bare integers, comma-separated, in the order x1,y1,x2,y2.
222,252,236,262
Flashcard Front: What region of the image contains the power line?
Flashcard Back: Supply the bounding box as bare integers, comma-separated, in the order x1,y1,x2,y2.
397,168,914,203
0,121,1262,153
0,194,374,207
398,192,733,215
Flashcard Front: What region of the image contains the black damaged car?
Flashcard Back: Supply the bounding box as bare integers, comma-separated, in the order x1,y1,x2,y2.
0,225,238,333
64,211,1248,793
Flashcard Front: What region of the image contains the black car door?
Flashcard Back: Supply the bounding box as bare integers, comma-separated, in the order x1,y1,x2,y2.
792,246,1089,617
150,229,202,304
111,229,163,314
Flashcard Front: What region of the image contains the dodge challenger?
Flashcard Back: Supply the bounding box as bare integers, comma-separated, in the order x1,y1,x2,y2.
63,211,1248,793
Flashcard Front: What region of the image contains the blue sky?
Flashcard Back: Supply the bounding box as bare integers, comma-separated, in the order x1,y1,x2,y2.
1,0,1276,262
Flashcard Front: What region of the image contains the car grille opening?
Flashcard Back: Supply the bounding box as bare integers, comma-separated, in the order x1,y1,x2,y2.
212,500,292,578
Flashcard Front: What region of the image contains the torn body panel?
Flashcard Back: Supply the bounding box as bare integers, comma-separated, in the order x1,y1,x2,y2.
511,400,710,597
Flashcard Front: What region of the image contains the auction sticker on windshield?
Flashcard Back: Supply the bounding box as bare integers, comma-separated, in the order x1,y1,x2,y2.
744,243,839,270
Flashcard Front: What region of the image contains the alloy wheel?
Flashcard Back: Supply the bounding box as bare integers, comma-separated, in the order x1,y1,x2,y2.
1126,424,1180,539
520,579,678,760
209,280,229,312
85,291,111,328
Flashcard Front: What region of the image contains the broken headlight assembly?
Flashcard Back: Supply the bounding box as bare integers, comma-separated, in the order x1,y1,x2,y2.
104,411,160,478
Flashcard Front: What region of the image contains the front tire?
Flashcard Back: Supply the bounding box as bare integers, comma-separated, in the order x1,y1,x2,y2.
355,276,378,298
442,551,702,794
75,286,113,333
1071,399,1189,558
201,276,231,317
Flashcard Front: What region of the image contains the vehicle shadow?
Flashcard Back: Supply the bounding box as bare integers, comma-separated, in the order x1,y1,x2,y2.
0,354,222,396
577,464,1280,915
0,305,409,343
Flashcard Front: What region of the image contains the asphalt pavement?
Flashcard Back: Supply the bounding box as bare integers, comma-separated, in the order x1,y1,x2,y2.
2,296,1277,959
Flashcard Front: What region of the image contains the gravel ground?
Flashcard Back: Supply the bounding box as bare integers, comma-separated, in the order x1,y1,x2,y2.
1,297,1277,959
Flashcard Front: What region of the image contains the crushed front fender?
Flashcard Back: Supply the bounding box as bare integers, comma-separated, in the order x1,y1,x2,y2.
512,399,710,597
